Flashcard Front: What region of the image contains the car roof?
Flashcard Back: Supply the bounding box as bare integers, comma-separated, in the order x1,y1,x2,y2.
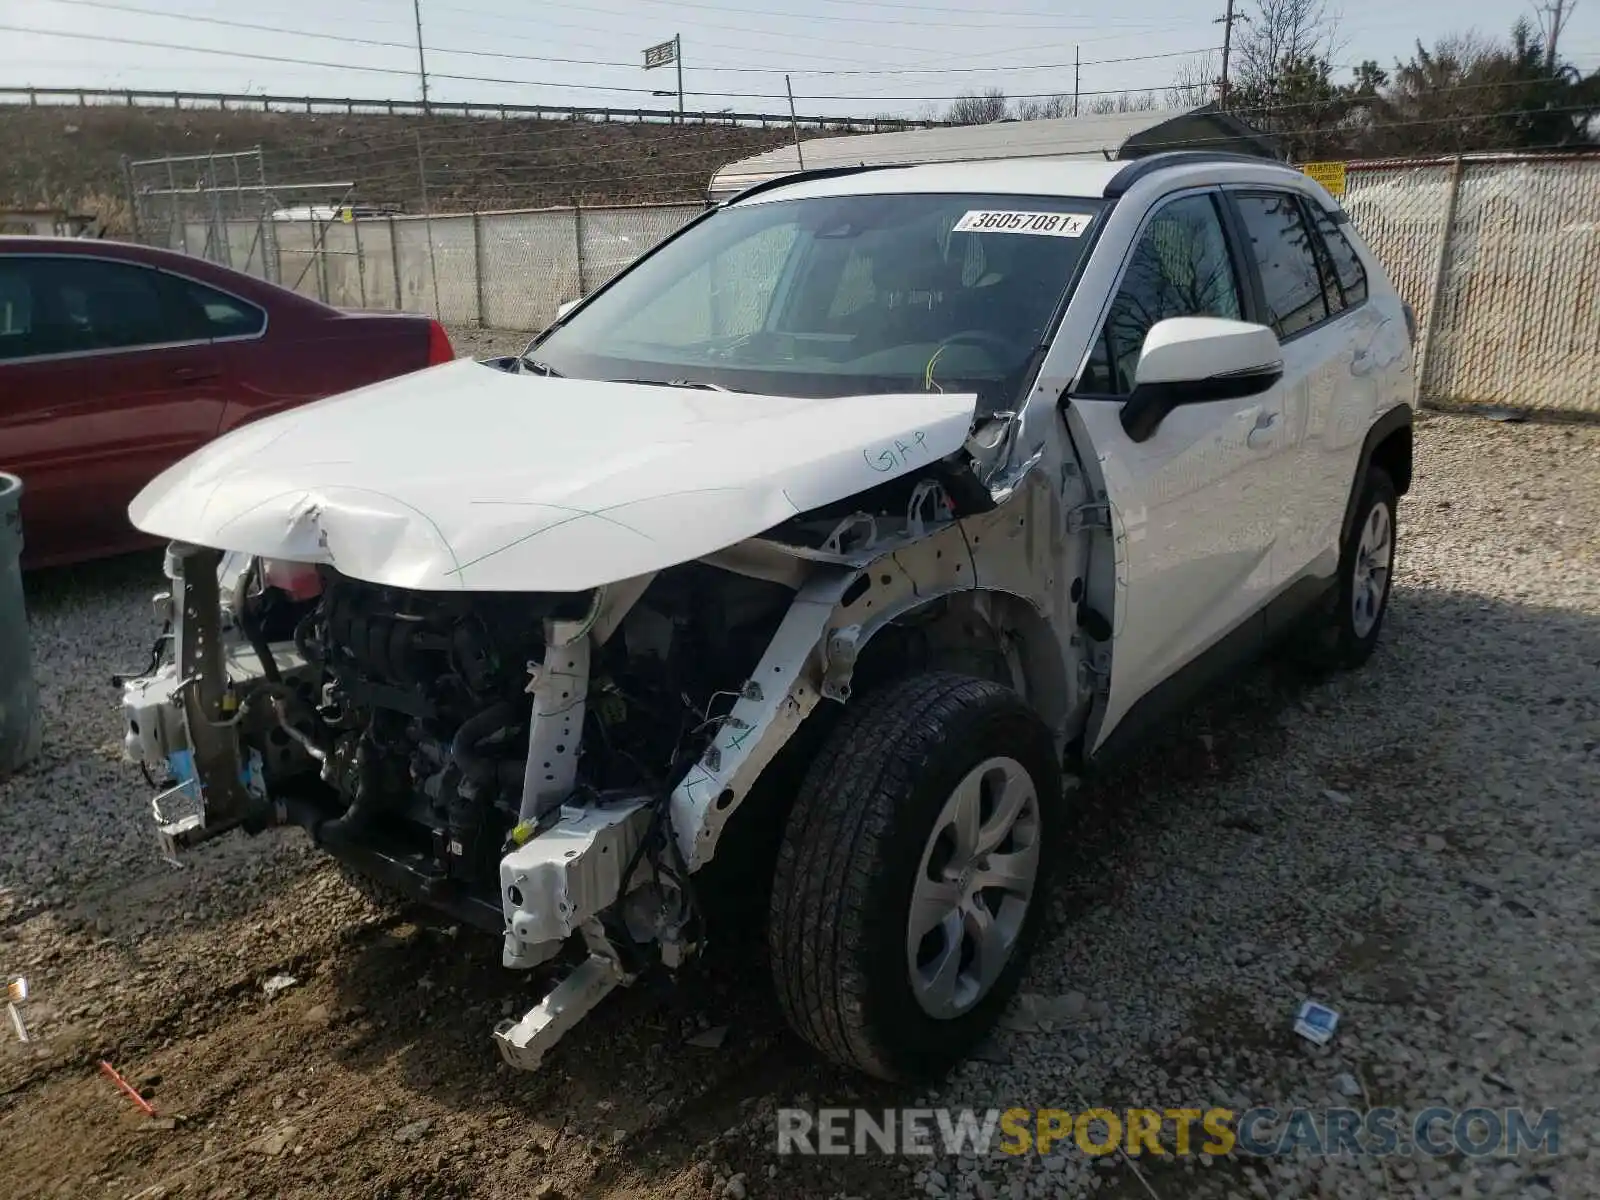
731,158,1130,204
729,152,1328,210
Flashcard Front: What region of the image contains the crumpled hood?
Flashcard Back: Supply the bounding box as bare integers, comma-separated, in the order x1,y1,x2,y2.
129,358,979,592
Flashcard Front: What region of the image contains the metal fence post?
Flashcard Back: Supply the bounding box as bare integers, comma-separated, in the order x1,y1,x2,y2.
415,130,442,318
167,158,185,254
256,146,280,285
314,217,330,303
471,211,485,326
1415,155,1465,410
352,213,368,308
120,155,141,241
573,201,587,297
389,216,403,309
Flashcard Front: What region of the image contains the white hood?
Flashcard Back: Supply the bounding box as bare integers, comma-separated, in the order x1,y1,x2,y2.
129,359,979,592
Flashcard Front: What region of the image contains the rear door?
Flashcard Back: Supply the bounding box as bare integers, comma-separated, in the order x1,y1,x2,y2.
0,254,234,562
1061,188,1292,753
1222,188,1368,595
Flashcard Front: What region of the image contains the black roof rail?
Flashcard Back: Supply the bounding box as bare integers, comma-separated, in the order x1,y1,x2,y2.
1102,151,1290,198
718,162,916,206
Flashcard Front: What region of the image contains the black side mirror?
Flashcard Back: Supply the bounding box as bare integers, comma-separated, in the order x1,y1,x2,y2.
1119,367,1282,442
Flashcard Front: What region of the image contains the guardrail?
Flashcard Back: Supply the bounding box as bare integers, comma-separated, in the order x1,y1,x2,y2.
0,85,934,133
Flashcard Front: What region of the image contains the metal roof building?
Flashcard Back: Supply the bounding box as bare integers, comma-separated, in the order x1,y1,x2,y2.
707,106,1280,200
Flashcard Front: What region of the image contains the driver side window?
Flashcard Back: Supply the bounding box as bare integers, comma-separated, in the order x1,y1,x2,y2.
1079,193,1243,396
605,221,801,345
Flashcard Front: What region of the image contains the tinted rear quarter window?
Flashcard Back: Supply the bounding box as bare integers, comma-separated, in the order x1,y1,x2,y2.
1310,205,1369,307
1232,192,1328,337
183,279,266,337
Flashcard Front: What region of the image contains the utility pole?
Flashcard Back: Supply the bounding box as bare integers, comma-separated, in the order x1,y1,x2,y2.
675,33,684,120
1073,46,1080,117
1537,0,1574,71
786,75,804,168
1216,0,1238,109
413,0,430,115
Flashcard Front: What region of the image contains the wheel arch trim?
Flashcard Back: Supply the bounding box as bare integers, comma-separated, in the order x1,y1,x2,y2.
1340,402,1413,551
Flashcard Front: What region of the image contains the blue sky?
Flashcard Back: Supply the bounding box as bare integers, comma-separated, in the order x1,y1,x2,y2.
2,0,1597,118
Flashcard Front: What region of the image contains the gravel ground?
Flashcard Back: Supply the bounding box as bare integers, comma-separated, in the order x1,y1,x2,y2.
1,334,1596,1198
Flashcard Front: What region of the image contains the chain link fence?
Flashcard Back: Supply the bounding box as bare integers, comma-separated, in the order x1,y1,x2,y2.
165,203,704,332
129,148,1600,418
1344,153,1600,417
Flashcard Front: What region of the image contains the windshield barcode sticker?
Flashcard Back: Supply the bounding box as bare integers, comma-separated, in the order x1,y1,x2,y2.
952,210,1093,237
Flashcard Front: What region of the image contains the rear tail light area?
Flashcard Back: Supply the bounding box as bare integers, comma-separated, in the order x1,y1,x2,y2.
426,319,454,365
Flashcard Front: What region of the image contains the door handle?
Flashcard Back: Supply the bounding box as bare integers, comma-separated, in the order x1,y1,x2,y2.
170,366,220,383
1246,411,1277,450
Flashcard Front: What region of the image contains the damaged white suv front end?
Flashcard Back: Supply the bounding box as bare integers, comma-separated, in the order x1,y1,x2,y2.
119,156,1414,1081
118,351,1095,1080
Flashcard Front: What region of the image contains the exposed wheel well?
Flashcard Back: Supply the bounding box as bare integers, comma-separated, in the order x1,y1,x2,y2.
698,588,1079,916
1370,422,1413,495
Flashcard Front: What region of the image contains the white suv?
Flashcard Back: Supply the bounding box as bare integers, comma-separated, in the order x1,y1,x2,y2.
120,150,1414,1082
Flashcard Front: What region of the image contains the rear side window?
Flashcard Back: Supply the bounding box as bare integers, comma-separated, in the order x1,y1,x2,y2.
1309,205,1368,308
43,258,174,351
0,257,262,358
1232,192,1328,337
182,279,266,337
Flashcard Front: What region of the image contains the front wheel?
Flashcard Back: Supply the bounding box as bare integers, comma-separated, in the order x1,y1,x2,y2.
767,672,1062,1081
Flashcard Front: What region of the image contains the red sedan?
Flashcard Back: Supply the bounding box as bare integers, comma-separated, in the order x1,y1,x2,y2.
0,236,456,569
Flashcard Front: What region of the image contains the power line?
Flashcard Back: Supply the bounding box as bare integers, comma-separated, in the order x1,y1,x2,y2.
431,0,1176,34
0,22,1232,99
5,23,1592,112
26,0,1213,77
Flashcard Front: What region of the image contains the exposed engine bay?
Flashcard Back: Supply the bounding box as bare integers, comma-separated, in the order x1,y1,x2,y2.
222,558,792,918
118,438,1093,1075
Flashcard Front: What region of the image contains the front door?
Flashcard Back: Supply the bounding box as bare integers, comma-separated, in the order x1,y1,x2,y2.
1059,189,1291,753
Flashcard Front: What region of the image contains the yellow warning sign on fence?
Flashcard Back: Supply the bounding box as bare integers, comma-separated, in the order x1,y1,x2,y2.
1301,161,1347,196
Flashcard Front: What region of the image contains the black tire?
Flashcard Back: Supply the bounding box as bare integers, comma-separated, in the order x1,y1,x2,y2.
1299,465,1398,671
768,671,1062,1082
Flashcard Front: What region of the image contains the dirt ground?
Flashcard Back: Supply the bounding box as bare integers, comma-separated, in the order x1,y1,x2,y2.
1,395,1596,1200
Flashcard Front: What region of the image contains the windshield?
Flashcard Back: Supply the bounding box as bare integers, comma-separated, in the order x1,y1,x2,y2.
529,191,1106,411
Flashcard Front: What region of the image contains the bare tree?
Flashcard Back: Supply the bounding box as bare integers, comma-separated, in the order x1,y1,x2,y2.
1015,94,1073,120
1232,0,1343,106
1168,53,1221,108
1086,90,1162,115
947,88,1010,124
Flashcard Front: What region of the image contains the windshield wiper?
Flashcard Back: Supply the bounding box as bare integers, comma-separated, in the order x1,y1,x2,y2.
518,355,564,377
608,377,734,392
